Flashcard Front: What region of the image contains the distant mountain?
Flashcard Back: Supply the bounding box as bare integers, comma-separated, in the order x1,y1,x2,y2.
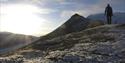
87,12,125,24
0,32,38,54
39,14,90,40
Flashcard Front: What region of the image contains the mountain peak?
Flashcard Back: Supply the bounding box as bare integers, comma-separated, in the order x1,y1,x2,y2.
69,14,86,22
71,13,84,18
72,13,80,16
37,13,89,40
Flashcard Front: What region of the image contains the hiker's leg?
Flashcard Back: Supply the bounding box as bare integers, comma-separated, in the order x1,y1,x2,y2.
110,16,112,24
109,16,111,24
107,16,110,24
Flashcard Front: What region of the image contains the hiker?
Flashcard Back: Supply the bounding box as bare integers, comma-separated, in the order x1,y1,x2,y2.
105,4,113,24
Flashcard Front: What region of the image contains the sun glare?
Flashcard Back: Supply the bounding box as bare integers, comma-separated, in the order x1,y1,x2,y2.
0,4,50,36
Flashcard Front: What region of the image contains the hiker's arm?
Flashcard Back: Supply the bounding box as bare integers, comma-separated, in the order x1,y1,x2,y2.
105,7,107,15
111,8,113,16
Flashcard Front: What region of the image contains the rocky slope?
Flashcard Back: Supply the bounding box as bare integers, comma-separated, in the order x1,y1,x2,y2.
0,24,125,63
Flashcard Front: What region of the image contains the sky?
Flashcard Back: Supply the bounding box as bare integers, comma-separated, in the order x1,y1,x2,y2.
0,0,125,36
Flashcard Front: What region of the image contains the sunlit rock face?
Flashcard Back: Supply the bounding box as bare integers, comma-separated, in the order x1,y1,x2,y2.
0,24,125,63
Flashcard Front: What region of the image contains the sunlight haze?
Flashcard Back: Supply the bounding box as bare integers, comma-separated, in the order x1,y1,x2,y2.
0,4,53,36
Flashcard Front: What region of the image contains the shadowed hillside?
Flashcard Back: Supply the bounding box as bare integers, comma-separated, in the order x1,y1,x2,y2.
42,14,103,40
39,14,90,40
0,32,38,55
39,14,103,41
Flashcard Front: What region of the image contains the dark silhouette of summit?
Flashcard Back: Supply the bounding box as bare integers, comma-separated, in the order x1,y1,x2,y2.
39,13,89,40
26,14,103,50
105,4,113,24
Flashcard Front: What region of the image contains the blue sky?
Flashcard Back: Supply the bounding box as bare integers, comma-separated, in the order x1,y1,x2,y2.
0,0,125,36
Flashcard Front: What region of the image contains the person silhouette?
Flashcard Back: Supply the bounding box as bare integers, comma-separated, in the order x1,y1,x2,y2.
105,4,113,24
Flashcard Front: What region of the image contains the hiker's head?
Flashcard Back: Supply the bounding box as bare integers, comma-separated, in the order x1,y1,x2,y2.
107,4,110,7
